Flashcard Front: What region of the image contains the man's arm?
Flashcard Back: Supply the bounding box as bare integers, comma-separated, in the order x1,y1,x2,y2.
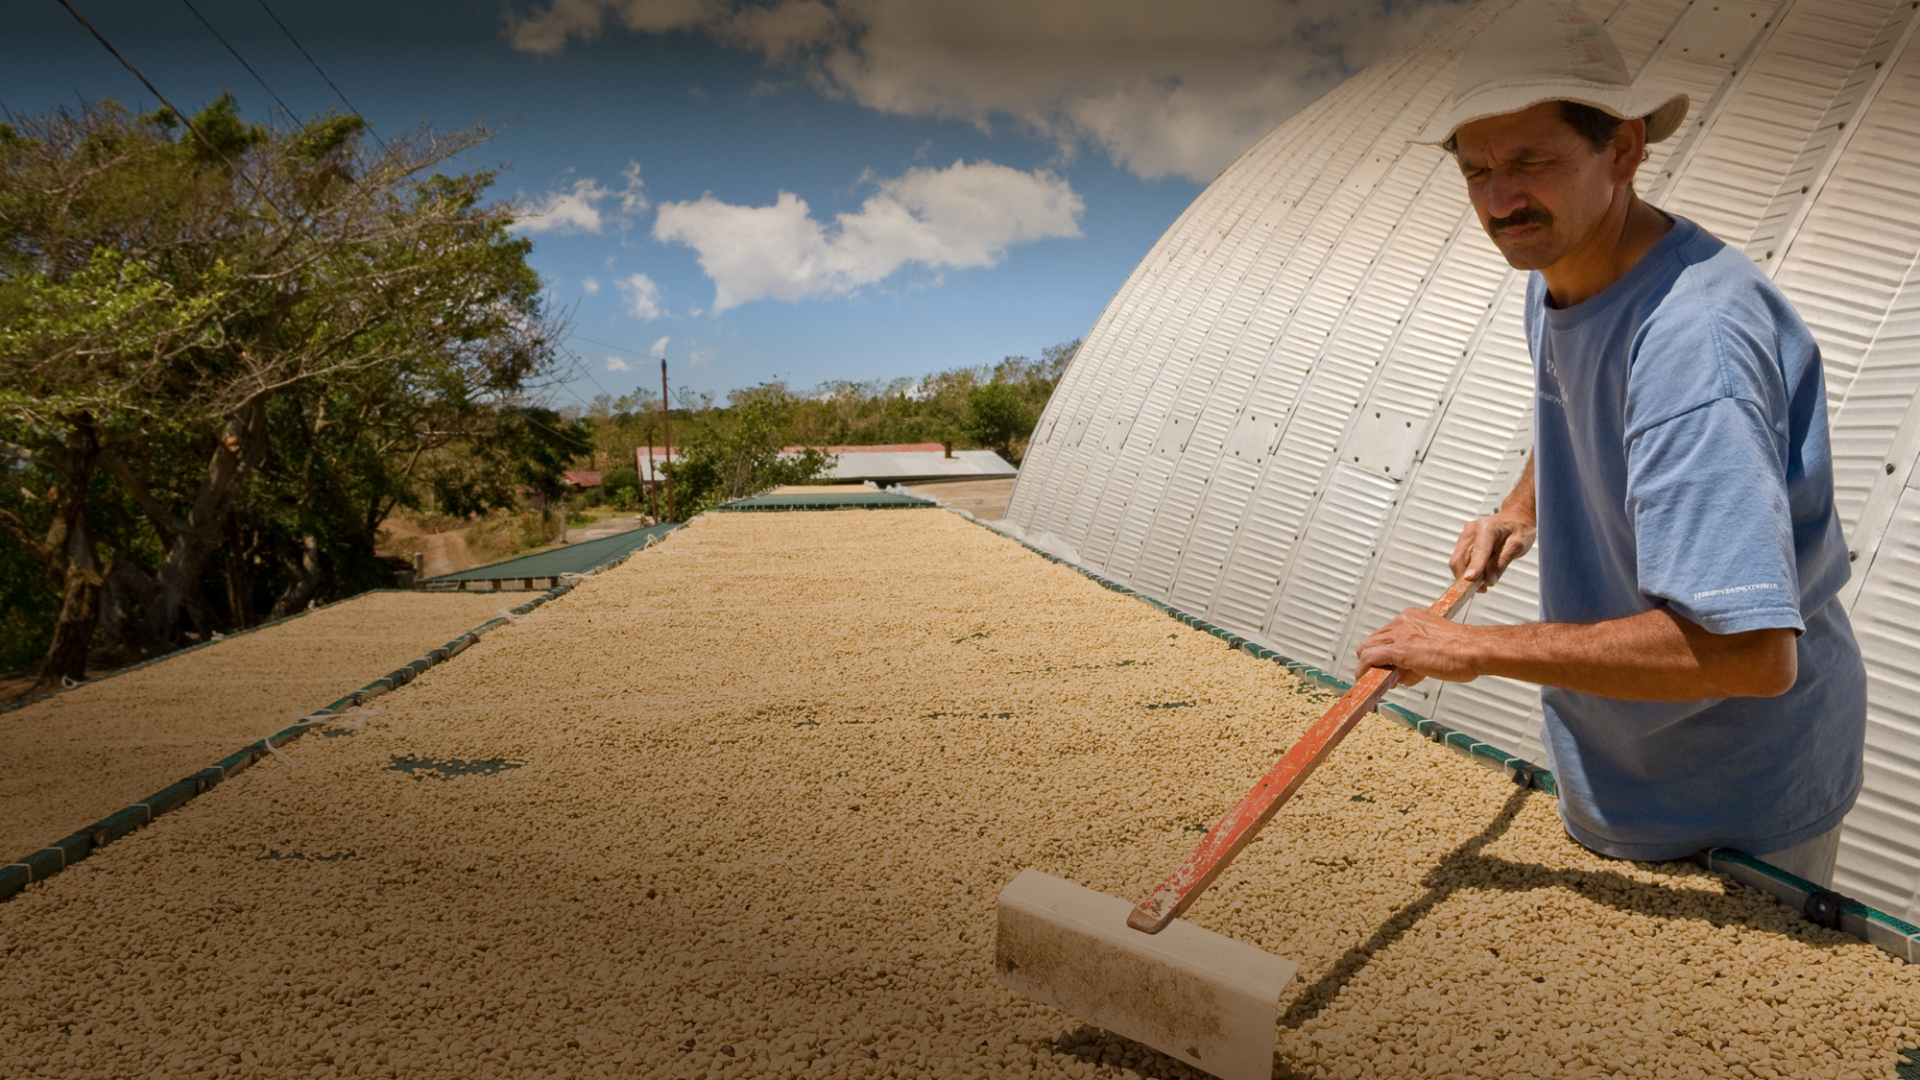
1354,603,1797,701
1453,454,1536,591
1369,452,1796,700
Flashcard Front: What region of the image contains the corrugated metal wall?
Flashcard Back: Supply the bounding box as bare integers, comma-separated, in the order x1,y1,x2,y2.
1008,0,1920,923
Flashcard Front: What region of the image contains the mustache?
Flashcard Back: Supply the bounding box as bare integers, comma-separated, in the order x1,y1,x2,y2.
1488,207,1552,233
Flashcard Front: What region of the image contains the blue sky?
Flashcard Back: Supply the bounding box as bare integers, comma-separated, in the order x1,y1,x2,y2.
6,0,1468,408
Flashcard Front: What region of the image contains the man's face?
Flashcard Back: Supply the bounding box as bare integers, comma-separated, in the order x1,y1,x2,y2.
1454,102,1631,271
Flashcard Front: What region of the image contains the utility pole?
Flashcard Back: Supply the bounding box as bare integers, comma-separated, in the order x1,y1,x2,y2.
660,357,675,523
638,439,658,524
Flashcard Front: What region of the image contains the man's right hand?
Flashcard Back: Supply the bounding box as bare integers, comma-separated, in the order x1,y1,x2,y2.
1450,510,1536,592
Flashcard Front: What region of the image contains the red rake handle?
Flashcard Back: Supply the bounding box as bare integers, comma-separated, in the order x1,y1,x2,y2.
1126,578,1476,934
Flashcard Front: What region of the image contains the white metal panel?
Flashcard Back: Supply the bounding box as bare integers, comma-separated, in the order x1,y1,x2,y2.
1098,33,1466,576
1656,0,1885,243
1770,24,1920,417
1244,162,1488,654
1265,461,1401,661
1067,114,1336,569
1607,0,1700,74
1172,144,1454,612
1150,51,1473,610
1357,282,1544,752
1738,0,1916,256
1837,471,1920,922
1831,249,1920,533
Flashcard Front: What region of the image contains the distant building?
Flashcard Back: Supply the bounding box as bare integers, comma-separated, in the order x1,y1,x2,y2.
632,447,679,492
782,443,1017,484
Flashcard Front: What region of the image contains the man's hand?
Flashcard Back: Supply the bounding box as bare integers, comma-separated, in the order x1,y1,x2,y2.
1354,607,1484,688
1451,454,1537,593
1450,510,1537,592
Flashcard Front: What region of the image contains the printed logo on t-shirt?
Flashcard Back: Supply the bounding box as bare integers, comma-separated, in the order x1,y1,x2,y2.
1692,582,1780,600
1538,348,1570,410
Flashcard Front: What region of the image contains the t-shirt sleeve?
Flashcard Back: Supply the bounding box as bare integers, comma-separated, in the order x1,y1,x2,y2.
1624,396,1806,635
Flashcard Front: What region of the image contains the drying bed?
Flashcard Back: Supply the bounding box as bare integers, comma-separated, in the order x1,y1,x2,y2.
423,523,678,586
0,511,1916,1080
0,591,513,861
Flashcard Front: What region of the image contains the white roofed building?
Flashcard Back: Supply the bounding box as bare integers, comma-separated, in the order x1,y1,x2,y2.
783,443,1019,485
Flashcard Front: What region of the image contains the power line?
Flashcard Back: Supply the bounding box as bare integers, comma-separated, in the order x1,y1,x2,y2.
55,0,291,220
177,0,293,117
522,412,593,452
253,0,387,150
569,334,676,396
571,333,654,357
559,344,627,402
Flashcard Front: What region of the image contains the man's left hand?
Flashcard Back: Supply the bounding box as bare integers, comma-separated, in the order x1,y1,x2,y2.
1355,607,1484,688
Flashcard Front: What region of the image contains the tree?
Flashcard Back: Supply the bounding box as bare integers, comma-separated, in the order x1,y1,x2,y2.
0,97,570,688
962,382,1034,464
912,367,982,453
671,384,834,515
565,338,1083,519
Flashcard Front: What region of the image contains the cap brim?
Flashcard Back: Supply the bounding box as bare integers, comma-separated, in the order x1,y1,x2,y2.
1414,83,1690,146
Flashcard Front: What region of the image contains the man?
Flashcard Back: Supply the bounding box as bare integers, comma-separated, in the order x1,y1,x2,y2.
1354,1,1867,888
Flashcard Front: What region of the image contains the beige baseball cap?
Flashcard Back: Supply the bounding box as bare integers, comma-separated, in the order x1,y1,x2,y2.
1415,1,1689,147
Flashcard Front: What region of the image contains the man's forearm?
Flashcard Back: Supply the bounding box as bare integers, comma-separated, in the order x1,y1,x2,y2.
1467,608,1796,700
1502,453,1536,521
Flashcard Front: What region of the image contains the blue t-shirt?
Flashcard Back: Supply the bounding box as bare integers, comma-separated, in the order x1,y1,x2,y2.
1527,214,1866,861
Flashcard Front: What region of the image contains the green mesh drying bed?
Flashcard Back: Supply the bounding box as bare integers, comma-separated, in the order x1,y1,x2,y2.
424,522,677,585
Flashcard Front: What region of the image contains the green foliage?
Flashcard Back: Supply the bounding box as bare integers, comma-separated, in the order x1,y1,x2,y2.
595,465,641,510
0,95,570,677
291,114,366,160
427,408,590,519
962,382,1034,463
670,384,835,515
706,338,1076,467
181,92,266,164
0,469,58,670
567,338,1081,519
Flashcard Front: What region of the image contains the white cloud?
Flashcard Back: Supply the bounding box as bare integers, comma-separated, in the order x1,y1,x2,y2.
515,177,613,234
514,161,650,234
652,158,1081,312
508,0,728,53
582,276,601,293
501,0,1471,181
605,354,633,371
649,335,670,358
620,161,650,213
619,272,665,319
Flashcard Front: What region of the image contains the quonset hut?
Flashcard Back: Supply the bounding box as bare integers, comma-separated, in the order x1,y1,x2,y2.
1006,0,1920,924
